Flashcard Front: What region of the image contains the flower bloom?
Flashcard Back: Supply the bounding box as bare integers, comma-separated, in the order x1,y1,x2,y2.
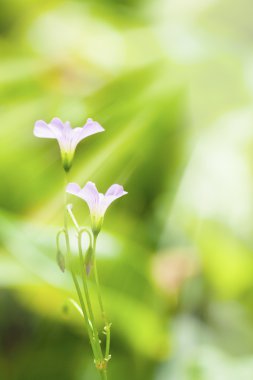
34,117,104,171
66,181,127,234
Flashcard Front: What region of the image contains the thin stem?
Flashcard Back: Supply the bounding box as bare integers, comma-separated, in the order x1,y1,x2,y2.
66,207,93,250
105,327,111,360
93,234,111,363
93,235,107,323
64,173,69,229
56,229,66,251
78,230,104,361
67,204,80,231
101,370,108,380
62,229,99,360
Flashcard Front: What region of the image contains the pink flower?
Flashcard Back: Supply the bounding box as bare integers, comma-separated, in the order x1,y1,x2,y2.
34,117,104,171
66,181,127,234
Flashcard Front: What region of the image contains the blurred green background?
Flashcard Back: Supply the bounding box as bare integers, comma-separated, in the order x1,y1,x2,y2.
1,0,253,379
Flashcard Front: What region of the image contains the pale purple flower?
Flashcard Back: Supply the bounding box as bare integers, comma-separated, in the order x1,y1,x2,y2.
66,181,127,234
34,117,104,171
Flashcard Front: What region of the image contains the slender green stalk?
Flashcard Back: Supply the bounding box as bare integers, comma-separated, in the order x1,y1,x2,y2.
62,228,99,359
77,230,104,362
93,234,111,362
93,236,106,322
78,230,108,379
105,326,111,360
66,204,80,231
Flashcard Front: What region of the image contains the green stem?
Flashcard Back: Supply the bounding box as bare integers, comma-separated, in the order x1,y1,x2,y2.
101,370,108,380
66,204,80,231
105,327,111,360
93,235,111,362
93,236,107,322
78,230,104,362
63,229,99,360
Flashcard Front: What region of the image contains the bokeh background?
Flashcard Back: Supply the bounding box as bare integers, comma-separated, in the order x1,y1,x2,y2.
1,0,253,379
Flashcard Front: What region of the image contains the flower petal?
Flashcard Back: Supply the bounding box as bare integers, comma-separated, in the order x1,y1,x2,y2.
70,118,105,151
48,118,73,151
101,184,127,215
105,184,128,197
34,120,56,138
66,181,100,215
50,118,66,129
66,182,81,196
79,181,100,214
82,118,105,138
